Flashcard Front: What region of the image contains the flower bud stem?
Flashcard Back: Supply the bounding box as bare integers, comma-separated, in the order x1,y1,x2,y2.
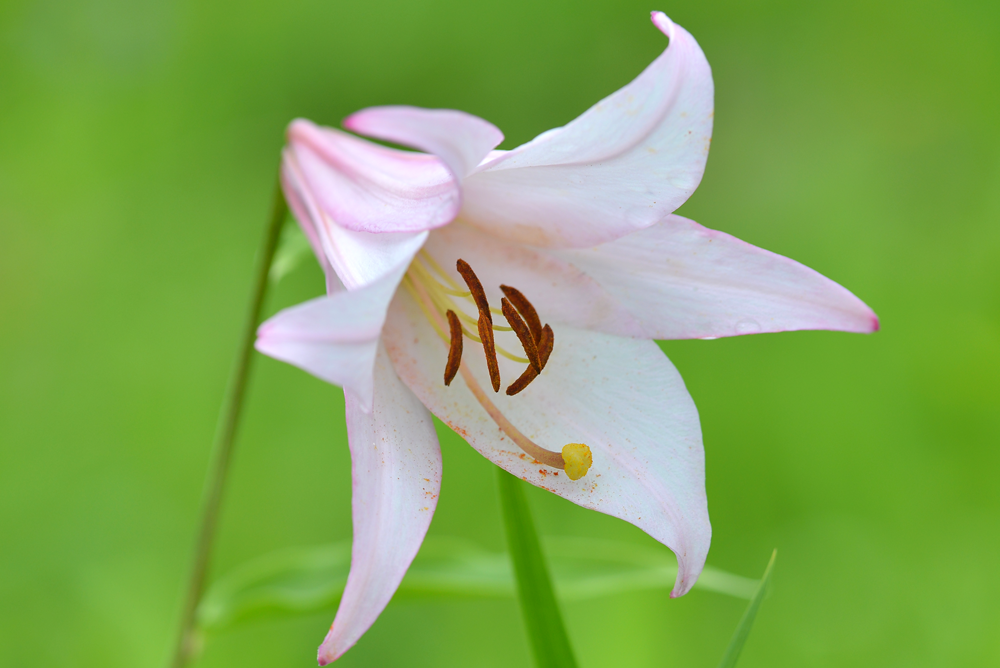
165,182,288,668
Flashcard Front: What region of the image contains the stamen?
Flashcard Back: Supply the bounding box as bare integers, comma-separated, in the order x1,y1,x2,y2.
457,258,500,391
538,324,554,366
502,297,541,373
506,324,554,396
406,273,591,480
459,324,529,363
420,249,464,291
405,271,527,363
456,259,492,324
500,284,543,343
452,306,513,332
478,313,501,392
444,310,463,386
417,251,504,315
402,275,448,342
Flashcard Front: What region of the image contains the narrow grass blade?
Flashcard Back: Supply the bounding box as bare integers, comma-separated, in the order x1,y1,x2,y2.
717,550,777,668
496,469,578,668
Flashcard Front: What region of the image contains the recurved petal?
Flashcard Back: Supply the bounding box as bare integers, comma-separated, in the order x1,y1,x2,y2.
254,264,408,412
282,154,427,292
282,142,429,292
280,159,338,292
460,12,713,248
318,346,442,665
383,291,710,597
285,118,460,236
557,214,879,338
345,106,504,179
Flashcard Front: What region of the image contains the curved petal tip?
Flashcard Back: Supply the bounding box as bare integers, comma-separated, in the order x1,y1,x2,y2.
650,11,675,37
344,106,503,180
284,118,459,236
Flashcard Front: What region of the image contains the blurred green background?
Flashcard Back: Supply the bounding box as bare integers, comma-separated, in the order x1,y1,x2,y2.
1,0,998,665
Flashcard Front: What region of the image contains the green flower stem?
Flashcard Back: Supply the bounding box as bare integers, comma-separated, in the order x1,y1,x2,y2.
166,184,288,668
496,468,578,668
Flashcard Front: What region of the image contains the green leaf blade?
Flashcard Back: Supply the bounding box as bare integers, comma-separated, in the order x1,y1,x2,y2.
197,536,760,634
495,469,578,668
717,549,777,668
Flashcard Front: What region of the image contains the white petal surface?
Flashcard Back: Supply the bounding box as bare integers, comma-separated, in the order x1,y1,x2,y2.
286,119,460,235
383,291,710,596
461,13,714,248
254,265,408,411
318,346,442,665
557,215,880,339
422,222,644,337
345,106,504,179
282,146,427,291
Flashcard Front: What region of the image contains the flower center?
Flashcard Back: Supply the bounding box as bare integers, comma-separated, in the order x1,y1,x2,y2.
402,251,592,481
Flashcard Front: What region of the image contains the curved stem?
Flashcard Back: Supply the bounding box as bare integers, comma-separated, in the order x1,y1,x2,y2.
166,183,287,668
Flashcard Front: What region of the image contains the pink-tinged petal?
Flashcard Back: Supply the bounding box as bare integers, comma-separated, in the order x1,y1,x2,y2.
345,106,504,179
281,161,339,293
255,265,407,411
460,13,713,248
557,215,879,339
383,292,709,596
422,222,644,337
282,149,427,291
318,346,442,664
285,118,460,236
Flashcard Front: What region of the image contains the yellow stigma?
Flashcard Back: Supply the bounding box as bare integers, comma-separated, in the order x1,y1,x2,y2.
561,444,592,481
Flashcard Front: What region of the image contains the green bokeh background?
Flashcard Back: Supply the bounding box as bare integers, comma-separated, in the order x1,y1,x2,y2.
2,0,998,665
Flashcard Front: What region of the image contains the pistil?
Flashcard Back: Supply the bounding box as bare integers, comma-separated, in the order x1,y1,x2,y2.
403,258,593,480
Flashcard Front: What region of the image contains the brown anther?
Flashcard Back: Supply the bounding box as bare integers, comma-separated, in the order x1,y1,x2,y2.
500,284,542,343
506,324,554,396
456,259,491,324
538,324,554,367
501,298,541,372
478,312,501,392
444,310,463,386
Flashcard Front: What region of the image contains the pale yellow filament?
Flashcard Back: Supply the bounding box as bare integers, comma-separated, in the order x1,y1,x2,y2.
404,268,592,479
407,261,526,363
418,250,504,316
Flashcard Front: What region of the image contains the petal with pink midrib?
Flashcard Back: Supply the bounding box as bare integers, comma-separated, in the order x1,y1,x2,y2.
318,347,442,664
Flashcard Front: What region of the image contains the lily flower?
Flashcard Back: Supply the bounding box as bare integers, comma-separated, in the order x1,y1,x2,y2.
255,11,877,664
